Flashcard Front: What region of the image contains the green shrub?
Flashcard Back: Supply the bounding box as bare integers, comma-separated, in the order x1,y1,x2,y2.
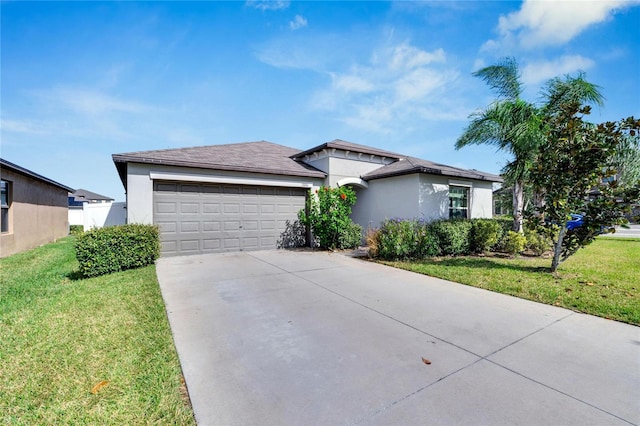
376,219,416,259
298,186,361,250
429,219,472,255
524,228,552,256
75,224,160,278
69,225,84,235
416,221,441,257
339,221,364,249
501,231,527,256
470,219,503,253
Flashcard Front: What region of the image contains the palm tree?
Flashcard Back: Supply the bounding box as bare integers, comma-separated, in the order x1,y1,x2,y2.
456,58,604,233
456,57,539,232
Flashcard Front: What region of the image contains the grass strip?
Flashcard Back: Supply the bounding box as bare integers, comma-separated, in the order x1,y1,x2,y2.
382,238,640,325
0,237,195,425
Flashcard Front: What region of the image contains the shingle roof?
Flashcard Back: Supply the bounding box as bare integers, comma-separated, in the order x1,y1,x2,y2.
112,141,326,186
292,139,403,160
1,158,74,192
70,188,114,202
363,156,503,182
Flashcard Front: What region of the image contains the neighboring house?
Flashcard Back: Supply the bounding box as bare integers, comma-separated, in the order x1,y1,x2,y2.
68,189,126,230
113,139,502,256
1,158,73,257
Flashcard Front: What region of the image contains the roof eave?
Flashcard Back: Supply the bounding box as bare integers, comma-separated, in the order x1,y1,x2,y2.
365,167,503,182
1,158,74,192
111,156,327,183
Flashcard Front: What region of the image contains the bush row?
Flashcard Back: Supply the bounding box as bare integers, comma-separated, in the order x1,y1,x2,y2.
75,224,160,278
369,218,551,260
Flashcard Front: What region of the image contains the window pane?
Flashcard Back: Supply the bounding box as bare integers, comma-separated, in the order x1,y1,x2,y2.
1,208,7,233
449,186,468,219
1,180,7,207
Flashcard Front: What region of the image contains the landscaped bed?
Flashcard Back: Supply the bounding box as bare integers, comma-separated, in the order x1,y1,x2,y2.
381,237,640,326
0,237,195,424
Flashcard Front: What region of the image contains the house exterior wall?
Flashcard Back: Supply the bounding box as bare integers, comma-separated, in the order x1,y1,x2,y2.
418,174,451,220
418,175,495,220
350,174,420,230
350,173,495,231
0,168,69,257
302,152,392,187
125,162,323,224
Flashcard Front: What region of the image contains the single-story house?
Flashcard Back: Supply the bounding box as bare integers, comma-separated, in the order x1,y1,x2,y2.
69,188,114,225
1,158,73,257
112,139,502,256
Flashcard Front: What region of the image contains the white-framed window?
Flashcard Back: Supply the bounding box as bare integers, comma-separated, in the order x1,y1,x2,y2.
1,179,10,233
449,186,469,219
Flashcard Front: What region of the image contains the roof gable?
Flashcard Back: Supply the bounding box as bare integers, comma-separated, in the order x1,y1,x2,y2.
292,139,403,161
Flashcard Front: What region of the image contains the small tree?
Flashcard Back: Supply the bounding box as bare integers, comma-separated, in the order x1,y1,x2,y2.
298,186,362,250
529,103,640,271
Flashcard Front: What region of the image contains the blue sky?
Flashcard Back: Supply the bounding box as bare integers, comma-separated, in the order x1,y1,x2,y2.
2,1,639,201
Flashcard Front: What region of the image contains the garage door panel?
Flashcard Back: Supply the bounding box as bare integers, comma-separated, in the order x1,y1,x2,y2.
224,203,241,214
180,203,199,214
180,240,200,251
203,203,220,213
157,221,178,234
203,221,221,231
203,239,221,250
181,184,200,193
180,222,200,233
154,181,306,256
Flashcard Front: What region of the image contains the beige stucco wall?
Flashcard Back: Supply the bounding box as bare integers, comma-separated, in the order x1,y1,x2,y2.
0,169,69,257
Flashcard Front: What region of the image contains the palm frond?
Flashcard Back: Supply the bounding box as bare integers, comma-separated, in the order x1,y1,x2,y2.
472,56,522,100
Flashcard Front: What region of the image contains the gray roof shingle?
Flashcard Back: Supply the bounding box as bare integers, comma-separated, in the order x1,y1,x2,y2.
113,141,326,186
70,188,114,202
363,156,503,182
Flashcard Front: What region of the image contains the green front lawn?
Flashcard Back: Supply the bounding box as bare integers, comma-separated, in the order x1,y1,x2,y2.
0,237,195,425
382,237,640,325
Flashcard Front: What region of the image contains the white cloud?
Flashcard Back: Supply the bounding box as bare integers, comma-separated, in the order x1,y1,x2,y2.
484,0,637,50
245,1,290,11
521,55,595,85
307,41,462,133
289,14,307,30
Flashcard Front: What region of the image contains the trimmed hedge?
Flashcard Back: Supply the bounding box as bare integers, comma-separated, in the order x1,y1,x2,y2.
75,224,160,278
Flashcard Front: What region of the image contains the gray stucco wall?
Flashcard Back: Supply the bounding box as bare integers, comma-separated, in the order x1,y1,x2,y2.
0,168,69,257
350,173,495,231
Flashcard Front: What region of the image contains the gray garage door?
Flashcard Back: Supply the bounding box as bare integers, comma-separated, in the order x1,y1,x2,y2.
154,181,307,256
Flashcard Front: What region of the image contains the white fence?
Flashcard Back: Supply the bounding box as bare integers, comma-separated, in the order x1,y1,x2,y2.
69,202,127,230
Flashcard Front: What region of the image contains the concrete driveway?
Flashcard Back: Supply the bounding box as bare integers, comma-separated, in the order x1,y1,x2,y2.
156,250,639,425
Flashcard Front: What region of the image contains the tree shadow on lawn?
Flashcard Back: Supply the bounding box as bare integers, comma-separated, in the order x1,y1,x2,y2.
413,256,552,274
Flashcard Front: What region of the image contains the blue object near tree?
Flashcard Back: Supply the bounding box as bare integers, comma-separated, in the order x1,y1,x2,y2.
566,214,585,230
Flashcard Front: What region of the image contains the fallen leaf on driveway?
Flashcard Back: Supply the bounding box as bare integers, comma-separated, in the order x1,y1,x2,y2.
421,357,431,365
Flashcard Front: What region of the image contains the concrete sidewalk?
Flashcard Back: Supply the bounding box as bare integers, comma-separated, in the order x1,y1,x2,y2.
157,250,640,425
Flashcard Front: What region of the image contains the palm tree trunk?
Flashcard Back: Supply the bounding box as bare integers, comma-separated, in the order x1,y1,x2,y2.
512,180,524,233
